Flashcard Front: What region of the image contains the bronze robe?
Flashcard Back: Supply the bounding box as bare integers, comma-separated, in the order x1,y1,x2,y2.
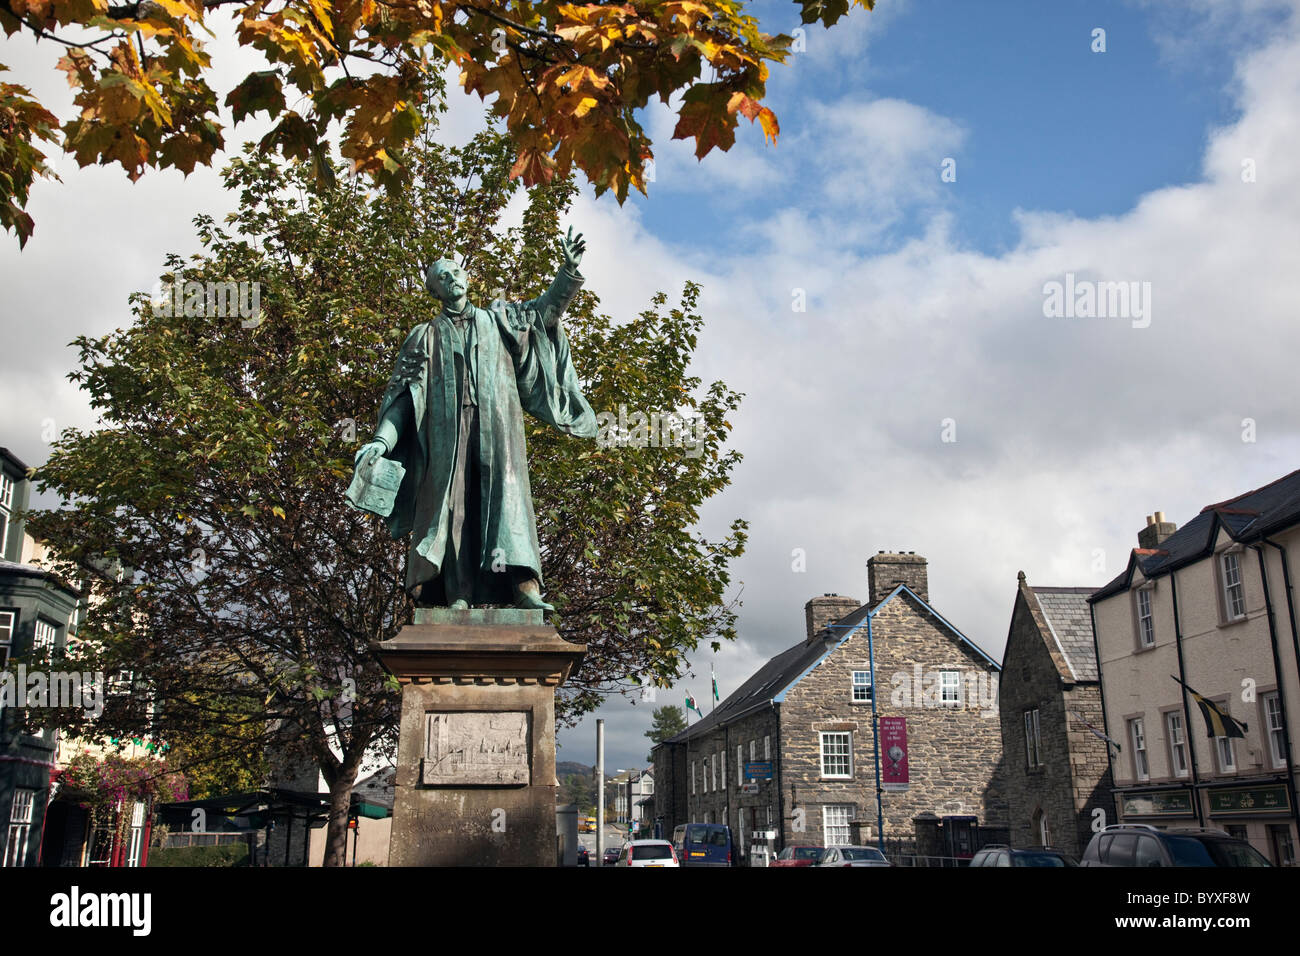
372,267,596,603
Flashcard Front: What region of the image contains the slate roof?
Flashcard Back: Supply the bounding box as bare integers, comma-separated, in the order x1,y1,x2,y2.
1091,468,1300,602
351,767,396,810
1028,586,1099,683
667,585,996,744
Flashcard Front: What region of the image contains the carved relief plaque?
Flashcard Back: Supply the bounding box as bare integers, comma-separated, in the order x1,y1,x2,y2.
422,711,531,785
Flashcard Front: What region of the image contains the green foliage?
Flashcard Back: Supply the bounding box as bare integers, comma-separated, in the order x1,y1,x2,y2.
561,772,595,808
644,704,688,760
148,843,251,867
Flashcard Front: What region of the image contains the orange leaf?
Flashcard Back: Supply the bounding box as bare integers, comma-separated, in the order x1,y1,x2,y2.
509,146,556,185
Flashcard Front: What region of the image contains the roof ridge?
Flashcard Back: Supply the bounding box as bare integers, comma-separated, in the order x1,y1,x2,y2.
1200,467,1300,513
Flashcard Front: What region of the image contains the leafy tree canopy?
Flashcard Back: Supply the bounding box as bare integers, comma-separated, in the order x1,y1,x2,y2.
0,0,875,245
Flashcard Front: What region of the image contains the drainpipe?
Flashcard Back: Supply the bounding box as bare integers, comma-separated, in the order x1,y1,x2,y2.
774,701,784,855
1261,538,1300,710
1252,544,1300,841
1088,601,1118,820
1169,571,1207,828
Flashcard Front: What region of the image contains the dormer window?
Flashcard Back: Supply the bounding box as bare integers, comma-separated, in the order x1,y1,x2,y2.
1136,587,1155,648
1220,551,1246,621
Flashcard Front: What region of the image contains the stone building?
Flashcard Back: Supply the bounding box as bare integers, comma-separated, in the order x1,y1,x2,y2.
653,552,1008,859
998,572,1114,858
1090,469,1300,865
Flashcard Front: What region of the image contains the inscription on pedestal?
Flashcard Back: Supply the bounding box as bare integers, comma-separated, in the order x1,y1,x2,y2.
422,711,531,786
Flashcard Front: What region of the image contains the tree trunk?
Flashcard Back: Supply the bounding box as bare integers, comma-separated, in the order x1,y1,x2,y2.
321,758,360,867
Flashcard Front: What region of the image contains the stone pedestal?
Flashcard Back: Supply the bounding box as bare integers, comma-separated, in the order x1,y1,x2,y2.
378,607,585,867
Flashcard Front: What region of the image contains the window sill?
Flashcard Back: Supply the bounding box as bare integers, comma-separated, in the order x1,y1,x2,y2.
1216,615,1250,630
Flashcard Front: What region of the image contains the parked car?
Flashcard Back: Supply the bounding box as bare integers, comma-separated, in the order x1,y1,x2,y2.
576,845,590,866
818,846,892,867
1080,825,1272,867
615,839,679,867
770,845,825,867
602,847,620,865
671,823,735,867
969,845,1076,867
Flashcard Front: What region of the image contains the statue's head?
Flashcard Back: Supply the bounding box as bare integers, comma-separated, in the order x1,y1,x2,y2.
425,258,469,308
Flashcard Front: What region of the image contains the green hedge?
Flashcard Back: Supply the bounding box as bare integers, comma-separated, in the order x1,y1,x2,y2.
148,843,251,867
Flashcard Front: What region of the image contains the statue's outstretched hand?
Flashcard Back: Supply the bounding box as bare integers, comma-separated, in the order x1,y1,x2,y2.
559,226,586,272
354,440,386,468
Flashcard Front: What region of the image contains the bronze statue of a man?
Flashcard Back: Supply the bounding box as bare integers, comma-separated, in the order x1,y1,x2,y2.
348,228,596,611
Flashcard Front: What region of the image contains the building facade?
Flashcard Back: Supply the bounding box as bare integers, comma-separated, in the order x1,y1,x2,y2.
1090,470,1300,865
999,572,1115,858
610,768,653,829
654,552,1009,860
1,447,86,867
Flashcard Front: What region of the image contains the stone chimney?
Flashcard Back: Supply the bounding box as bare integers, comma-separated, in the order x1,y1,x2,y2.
805,593,860,645
1137,511,1177,550
867,551,928,605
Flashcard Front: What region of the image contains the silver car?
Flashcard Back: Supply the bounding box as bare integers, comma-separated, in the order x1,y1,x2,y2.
819,846,891,867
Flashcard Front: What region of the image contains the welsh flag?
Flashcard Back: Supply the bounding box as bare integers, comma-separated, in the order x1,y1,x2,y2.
685,692,702,716
711,665,719,703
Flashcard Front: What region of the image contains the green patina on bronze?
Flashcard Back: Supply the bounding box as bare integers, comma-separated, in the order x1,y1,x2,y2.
347,228,595,612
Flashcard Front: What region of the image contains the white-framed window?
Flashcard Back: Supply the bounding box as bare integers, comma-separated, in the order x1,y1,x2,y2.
3,789,36,867
1137,588,1155,647
822,804,854,846
1129,718,1149,781
1216,734,1237,773
851,670,873,702
1221,551,1247,620
1264,693,1285,768
749,739,756,762
1024,708,1042,769
0,472,13,557
738,807,747,851
819,732,852,778
764,735,771,760
721,750,726,790
125,801,147,867
691,762,696,795
33,618,57,653
0,609,15,666
711,753,717,791
940,670,961,705
736,745,743,787
1166,711,1188,778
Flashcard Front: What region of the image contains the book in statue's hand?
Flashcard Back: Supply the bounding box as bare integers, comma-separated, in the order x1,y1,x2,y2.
346,453,406,518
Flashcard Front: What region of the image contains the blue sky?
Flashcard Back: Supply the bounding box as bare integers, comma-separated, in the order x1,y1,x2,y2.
633,0,1255,258
4,0,1300,779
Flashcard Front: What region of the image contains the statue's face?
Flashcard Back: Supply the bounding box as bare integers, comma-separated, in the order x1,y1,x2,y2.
428,260,468,306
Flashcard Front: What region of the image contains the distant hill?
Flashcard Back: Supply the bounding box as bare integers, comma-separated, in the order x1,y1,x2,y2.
557,761,607,781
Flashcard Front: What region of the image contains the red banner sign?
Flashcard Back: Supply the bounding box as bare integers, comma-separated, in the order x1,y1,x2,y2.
880,716,909,791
